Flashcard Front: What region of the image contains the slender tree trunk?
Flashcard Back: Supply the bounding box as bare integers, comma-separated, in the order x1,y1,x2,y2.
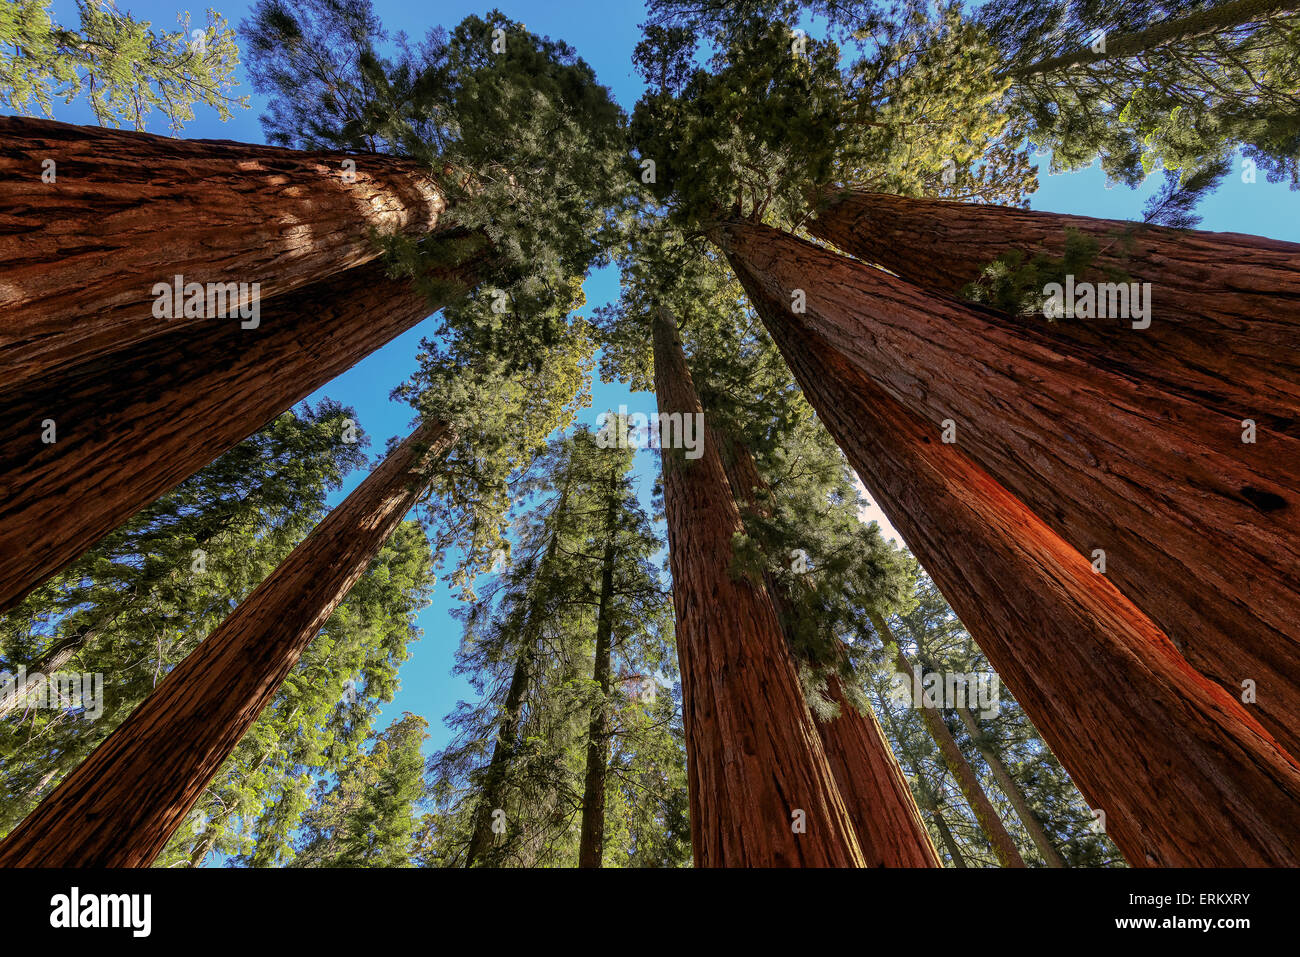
1003,0,1300,78
465,479,571,867
464,650,532,867
653,305,864,867
0,247,485,617
713,427,937,866
930,808,968,868
0,627,92,718
0,419,455,867
808,189,1300,422
577,477,619,868
955,706,1068,868
871,613,1026,868
0,116,457,390
720,219,1300,759
726,260,1300,866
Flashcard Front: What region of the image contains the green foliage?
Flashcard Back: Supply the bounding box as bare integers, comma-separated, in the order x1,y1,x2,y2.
980,0,1300,189
423,429,687,867
291,712,430,867
243,2,634,320
0,0,247,131
0,402,379,839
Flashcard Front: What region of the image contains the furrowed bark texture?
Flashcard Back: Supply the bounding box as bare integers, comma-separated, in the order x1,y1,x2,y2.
0,116,455,389
714,428,938,867
728,258,1300,866
0,250,483,616
653,305,864,867
722,219,1300,758
0,419,455,867
808,189,1300,427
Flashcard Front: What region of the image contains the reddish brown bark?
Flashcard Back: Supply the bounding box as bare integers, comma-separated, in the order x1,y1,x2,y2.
720,219,1300,758
714,428,937,866
0,249,483,616
873,613,1025,868
0,419,455,867
653,305,864,867
808,189,1300,425
728,261,1300,866
0,116,455,391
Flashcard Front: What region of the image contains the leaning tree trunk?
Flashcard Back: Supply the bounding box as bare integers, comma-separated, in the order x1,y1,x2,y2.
955,705,1068,868
0,246,485,617
713,425,937,866
0,419,455,867
653,305,864,867
0,625,92,718
871,613,1026,868
720,219,1300,759
0,116,459,390
808,189,1300,423
1003,0,1300,78
577,476,620,868
726,261,1300,866
930,808,968,868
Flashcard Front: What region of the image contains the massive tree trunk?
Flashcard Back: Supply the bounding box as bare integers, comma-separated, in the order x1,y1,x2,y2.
577,476,619,868
0,419,455,867
726,262,1300,866
713,426,937,866
1003,0,1300,78
807,189,1300,423
653,305,864,867
0,116,457,390
955,706,1068,868
871,613,1026,868
0,247,485,617
720,219,1300,759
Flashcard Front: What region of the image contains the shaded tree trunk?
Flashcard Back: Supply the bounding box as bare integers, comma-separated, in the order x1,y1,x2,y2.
930,808,968,868
725,258,1300,866
808,189,1300,423
713,426,937,866
465,478,571,867
871,613,1025,868
955,705,1068,868
0,116,457,390
0,247,485,616
720,219,1300,759
577,475,620,868
652,305,863,867
464,650,532,867
0,419,455,867
1003,0,1300,78
0,626,92,718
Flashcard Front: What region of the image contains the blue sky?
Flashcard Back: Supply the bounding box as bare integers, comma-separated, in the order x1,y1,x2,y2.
41,0,1300,760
